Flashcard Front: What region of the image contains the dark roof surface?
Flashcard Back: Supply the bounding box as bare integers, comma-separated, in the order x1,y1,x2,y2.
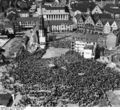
42,5,65,10
16,17,40,22
45,20,74,26
75,33,101,43
75,14,85,21
104,4,120,14
71,1,96,12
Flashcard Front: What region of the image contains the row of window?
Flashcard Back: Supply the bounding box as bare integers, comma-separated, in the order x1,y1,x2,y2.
19,21,38,26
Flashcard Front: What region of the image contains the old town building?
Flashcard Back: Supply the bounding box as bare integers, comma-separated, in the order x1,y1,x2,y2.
75,13,120,35
42,6,70,21
14,17,42,31
71,1,102,16
45,20,74,32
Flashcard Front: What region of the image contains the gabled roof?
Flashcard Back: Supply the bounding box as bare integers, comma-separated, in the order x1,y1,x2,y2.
75,14,85,21
84,15,95,25
71,1,96,12
95,19,104,27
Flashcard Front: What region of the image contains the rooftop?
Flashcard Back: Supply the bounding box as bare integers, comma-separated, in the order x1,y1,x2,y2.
42,5,66,10
44,20,74,26
16,17,40,22
74,33,102,43
84,45,94,50
104,4,120,14
71,1,96,12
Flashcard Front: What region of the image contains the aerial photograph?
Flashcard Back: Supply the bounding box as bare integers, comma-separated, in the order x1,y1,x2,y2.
1,0,120,108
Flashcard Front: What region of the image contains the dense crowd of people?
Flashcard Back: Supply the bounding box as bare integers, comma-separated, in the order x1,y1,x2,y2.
2,50,120,107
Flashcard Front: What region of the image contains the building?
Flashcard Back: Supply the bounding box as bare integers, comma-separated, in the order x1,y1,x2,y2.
45,20,74,32
91,5,103,15
42,6,70,21
95,0,117,8
15,17,40,30
0,35,9,47
84,45,95,59
76,14,85,33
111,21,118,31
71,1,102,16
84,15,95,34
73,36,96,59
103,21,111,34
18,10,30,18
103,4,120,19
75,14,104,34
106,32,117,50
94,19,104,34
75,13,120,35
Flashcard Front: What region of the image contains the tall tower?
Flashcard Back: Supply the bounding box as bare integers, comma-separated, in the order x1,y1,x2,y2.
37,0,46,49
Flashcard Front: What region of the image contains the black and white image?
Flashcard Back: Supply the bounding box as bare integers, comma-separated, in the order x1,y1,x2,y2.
0,0,120,107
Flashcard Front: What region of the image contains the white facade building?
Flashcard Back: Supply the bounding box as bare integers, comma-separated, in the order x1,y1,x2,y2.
42,7,69,21
74,40,95,59
84,49,93,59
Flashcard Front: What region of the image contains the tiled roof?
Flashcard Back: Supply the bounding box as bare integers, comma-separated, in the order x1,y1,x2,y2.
75,33,101,43
75,14,85,21
104,4,120,14
71,1,96,12
84,45,94,50
42,5,65,10
92,13,113,25
101,18,115,25
93,13,112,20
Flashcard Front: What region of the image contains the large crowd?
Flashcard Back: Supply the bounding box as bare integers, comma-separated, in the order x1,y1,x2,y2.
1,50,120,107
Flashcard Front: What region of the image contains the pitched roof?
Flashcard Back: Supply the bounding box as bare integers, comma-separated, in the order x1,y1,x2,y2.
92,13,112,21
75,14,85,21
71,1,96,12
104,4,120,14
42,5,65,10
75,33,101,43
